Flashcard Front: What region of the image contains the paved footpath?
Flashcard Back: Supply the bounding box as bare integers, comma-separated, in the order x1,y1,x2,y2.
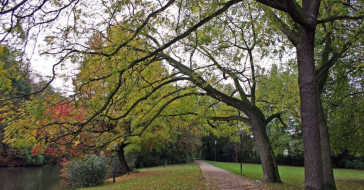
196,160,272,190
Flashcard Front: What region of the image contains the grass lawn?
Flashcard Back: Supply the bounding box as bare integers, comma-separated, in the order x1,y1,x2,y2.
79,163,206,190
208,161,364,190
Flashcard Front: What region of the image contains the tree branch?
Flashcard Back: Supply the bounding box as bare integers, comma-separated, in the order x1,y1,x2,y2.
198,46,250,103
318,15,364,24
257,0,319,29
0,0,28,15
104,77,190,120
262,6,299,46
282,0,309,27
160,53,255,115
256,0,286,12
266,112,284,124
316,29,363,79
135,92,206,136
210,116,251,124
160,112,198,117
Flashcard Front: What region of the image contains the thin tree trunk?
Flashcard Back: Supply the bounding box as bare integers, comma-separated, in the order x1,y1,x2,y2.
318,96,337,190
250,114,281,183
317,33,337,190
117,144,131,175
232,145,235,162
296,28,323,190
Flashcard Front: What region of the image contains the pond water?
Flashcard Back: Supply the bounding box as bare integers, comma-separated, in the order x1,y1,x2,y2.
0,165,67,190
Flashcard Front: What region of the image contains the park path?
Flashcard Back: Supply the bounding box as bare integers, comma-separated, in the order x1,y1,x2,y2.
196,160,271,190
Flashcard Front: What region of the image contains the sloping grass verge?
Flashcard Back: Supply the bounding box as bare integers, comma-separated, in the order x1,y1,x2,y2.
80,163,206,190
208,161,364,190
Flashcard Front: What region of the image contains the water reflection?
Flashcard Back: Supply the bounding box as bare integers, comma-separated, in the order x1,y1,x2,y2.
0,165,67,190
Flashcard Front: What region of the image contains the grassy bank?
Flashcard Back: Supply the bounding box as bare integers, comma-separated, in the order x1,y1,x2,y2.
80,163,206,190
208,161,364,190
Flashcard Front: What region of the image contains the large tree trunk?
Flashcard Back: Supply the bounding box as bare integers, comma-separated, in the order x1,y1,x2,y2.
250,113,281,183
297,28,323,190
318,96,337,190
117,144,131,175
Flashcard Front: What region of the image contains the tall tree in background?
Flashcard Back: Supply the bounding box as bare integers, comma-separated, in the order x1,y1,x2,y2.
256,63,301,157
323,54,363,157
0,45,32,165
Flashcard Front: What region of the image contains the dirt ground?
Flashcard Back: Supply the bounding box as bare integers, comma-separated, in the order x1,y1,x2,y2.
196,160,271,190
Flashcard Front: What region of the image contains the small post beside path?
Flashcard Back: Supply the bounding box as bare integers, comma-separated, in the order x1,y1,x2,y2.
215,140,217,161
240,129,243,175
113,143,118,183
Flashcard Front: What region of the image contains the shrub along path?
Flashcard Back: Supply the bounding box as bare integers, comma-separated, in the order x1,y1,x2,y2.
196,160,271,190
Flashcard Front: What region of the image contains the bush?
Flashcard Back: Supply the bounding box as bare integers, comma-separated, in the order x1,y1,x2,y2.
23,147,46,165
332,152,364,169
63,155,108,188
344,159,364,169
276,154,304,166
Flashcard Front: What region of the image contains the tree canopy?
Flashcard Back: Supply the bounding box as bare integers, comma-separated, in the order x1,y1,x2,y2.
0,1,363,189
